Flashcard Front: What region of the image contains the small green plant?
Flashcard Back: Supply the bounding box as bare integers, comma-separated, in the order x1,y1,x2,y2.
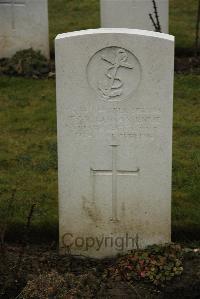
107,243,183,286
0,48,50,77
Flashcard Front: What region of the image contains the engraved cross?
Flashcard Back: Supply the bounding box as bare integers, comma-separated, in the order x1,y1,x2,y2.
91,144,140,222
0,0,26,30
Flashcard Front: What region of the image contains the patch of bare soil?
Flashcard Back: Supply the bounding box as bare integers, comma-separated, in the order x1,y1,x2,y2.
0,244,199,299
175,56,200,74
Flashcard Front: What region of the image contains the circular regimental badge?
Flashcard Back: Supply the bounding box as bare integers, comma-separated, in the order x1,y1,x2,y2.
87,46,141,102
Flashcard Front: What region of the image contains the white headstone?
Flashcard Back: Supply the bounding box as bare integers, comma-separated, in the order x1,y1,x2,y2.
101,0,169,33
56,28,174,258
0,0,49,58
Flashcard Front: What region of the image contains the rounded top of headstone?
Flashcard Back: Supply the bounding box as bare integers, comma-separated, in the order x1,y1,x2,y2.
55,28,174,42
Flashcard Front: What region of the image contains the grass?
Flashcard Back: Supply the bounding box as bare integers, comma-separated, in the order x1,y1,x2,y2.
0,78,58,240
169,0,199,52
0,74,199,241
172,74,200,240
48,0,199,53
48,0,100,54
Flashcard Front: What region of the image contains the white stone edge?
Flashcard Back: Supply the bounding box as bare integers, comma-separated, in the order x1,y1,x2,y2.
55,28,174,42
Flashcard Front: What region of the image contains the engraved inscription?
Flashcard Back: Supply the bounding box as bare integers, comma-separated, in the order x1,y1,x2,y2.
64,107,161,140
87,47,141,102
91,144,139,222
0,0,26,30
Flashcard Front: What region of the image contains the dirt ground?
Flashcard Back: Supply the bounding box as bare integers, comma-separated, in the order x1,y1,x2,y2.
0,244,199,299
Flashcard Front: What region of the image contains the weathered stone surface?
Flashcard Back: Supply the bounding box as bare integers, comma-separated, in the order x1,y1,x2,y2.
0,0,49,58
100,0,169,33
55,28,174,258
